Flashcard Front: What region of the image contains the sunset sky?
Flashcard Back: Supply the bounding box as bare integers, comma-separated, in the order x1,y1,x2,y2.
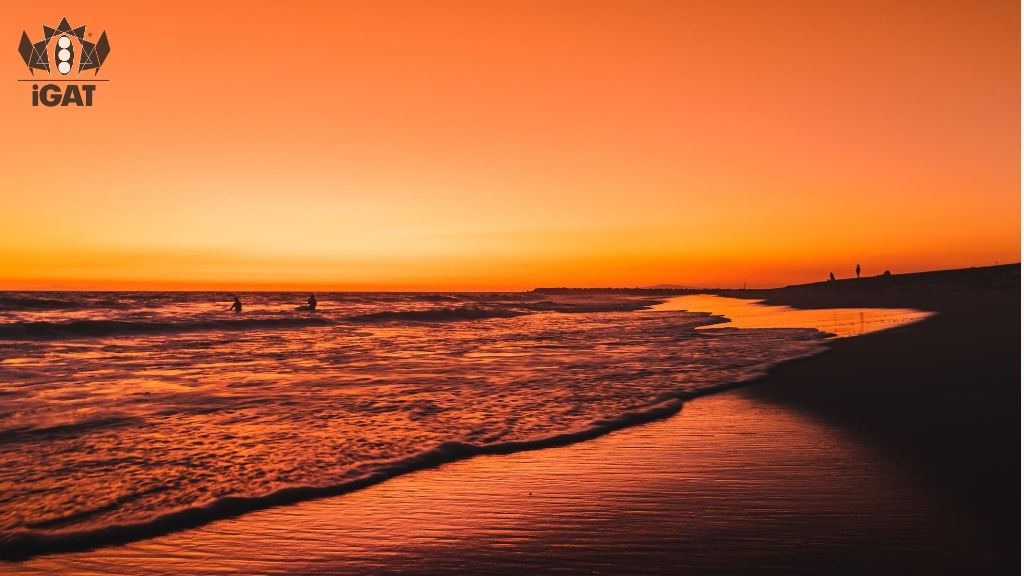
2,0,1019,290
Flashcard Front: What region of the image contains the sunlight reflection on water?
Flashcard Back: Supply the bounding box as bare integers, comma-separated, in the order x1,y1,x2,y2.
647,294,932,338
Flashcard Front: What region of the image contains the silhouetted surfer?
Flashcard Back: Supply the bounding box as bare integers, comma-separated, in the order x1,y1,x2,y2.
296,294,317,312
229,296,243,313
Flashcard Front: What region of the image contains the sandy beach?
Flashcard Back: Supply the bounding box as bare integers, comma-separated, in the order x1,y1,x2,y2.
6,264,1017,575
720,264,1021,570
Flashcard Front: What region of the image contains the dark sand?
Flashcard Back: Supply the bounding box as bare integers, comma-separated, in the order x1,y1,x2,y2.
719,264,1021,571
7,264,1019,575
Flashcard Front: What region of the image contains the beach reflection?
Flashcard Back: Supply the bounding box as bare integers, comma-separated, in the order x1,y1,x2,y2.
0,294,830,553
0,293,937,569
648,294,933,337
12,393,980,575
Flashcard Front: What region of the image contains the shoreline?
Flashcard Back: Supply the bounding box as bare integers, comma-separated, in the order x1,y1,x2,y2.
718,264,1020,567
2,304,832,561
10,384,995,574
5,264,1018,573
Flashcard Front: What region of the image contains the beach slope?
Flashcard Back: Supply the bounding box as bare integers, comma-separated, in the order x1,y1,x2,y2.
719,264,1020,567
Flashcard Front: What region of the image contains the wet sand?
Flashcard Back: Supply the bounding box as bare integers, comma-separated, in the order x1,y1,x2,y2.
717,264,1021,571
6,265,1018,574
8,392,984,576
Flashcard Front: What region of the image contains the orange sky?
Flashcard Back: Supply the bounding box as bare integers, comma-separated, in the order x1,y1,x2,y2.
1,0,1019,290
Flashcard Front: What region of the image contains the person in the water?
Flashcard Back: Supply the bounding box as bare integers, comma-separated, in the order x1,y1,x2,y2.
229,296,242,313
306,294,317,311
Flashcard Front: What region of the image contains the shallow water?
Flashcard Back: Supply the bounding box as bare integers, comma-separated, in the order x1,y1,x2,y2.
0,292,927,558
648,294,932,337
0,292,831,555
8,392,980,575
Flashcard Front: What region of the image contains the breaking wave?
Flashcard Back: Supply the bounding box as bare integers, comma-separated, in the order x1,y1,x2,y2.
0,392,717,559
0,290,836,561
0,296,82,311
0,317,334,340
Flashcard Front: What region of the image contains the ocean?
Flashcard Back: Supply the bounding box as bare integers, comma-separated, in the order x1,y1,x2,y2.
0,291,835,557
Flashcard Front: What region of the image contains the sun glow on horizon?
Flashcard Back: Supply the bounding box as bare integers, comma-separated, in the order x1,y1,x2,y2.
2,0,1019,291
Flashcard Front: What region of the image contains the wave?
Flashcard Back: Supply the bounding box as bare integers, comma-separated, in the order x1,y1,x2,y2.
0,303,669,340
0,349,826,561
0,397,686,560
343,298,668,323
523,299,664,313
0,416,142,446
0,296,674,340
0,317,334,340
0,296,82,311
344,306,528,323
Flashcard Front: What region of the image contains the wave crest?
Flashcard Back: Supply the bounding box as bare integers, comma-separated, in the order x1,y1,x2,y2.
0,317,334,340
0,296,81,311
0,397,685,560
345,306,527,323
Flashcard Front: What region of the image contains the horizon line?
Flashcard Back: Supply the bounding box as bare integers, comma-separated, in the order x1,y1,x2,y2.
1,263,1018,293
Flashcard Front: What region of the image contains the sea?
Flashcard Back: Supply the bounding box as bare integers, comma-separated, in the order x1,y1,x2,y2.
0,290,839,557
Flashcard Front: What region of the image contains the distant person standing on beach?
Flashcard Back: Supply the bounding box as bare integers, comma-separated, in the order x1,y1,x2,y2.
856,264,861,278
229,296,243,313
829,272,836,282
